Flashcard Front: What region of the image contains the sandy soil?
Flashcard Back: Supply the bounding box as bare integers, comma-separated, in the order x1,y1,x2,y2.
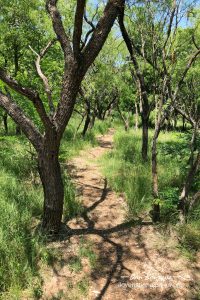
40,129,200,300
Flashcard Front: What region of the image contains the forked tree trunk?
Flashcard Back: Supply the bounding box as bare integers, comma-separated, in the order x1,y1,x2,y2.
38,139,64,233
0,0,125,234
141,116,149,161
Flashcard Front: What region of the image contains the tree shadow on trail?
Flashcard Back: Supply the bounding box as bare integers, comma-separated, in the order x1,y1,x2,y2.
45,178,198,300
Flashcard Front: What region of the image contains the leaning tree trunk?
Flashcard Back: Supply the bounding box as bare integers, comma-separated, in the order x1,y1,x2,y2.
38,137,64,233
82,101,91,137
141,115,149,161
82,113,90,136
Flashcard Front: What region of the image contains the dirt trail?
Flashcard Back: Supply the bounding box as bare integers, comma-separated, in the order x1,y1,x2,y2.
41,129,200,300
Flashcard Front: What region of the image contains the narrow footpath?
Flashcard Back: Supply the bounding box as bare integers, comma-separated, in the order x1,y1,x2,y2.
41,129,200,300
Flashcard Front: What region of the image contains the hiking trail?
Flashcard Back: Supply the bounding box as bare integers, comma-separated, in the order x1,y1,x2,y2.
40,129,200,300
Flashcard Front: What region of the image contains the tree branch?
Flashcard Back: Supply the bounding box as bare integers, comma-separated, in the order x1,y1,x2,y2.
118,3,149,117
73,0,86,58
82,0,124,72
173,47,200,102
163,0,176,49
46,0,73,60
0,91,43,151
192,34,200,50
80,12,96,51
54,0,124,137
0,68,52,129
29,40,56,114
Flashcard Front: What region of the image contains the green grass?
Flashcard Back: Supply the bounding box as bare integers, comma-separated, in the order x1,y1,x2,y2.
0,137,43,299
1,115,199,298
0,116,110,299
101,128,199,218
101,128,152,218
78,238,97,269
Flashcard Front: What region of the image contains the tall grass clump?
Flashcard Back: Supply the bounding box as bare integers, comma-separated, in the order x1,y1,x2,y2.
101,129,152,218
0,136,44,298
0,116,112,297
101,128,195,221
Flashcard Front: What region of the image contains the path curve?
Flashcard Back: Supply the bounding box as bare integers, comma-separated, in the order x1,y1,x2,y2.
41,129,200,300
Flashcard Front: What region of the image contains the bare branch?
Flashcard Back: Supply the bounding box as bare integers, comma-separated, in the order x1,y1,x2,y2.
84,12,96,31
163,0,177,49
80,12,97,51
174,105,195,125
173,48,200,102
29,40,56,114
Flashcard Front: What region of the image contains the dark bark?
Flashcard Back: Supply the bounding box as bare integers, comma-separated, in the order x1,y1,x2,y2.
182,116,186,131
0,0,125,233
38,135,64,233
82,113,91,136
16,125,21,135
152,203,160,222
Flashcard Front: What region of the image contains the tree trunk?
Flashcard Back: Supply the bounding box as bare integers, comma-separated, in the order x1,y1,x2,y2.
141,116,149,161
135,102,139,130
38,142,64,233
182,116,186,131
82,113,90,136
173,115,177,130
89,113,96,129
3,112,8,134
16,125,21,135
151,123,161,222
151,97,164,222
152,132,159,199
82,102,91,137
178,151,200,222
